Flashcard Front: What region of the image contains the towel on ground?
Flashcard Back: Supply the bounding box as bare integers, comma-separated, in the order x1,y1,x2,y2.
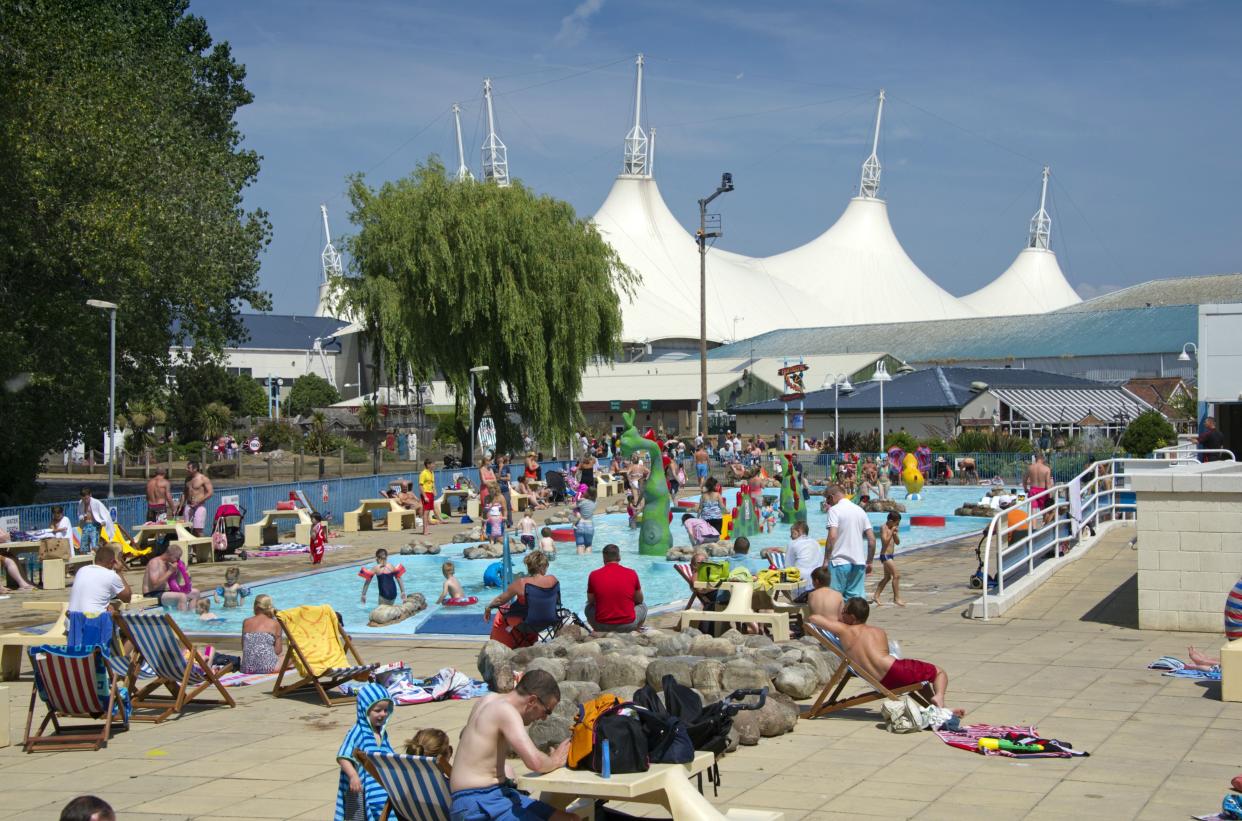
933,723,1088,758
1148,656,1221,680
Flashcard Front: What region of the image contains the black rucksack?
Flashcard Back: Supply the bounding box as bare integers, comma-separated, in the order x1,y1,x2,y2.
591,710,649,774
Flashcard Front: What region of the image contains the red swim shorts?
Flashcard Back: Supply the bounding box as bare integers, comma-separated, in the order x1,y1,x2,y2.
880,658,937,690
422,492,435,510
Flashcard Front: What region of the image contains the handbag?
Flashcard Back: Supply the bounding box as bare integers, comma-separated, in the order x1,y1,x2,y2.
880,696,926,734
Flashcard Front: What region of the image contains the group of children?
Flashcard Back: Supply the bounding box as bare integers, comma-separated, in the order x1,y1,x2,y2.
192,565,250,622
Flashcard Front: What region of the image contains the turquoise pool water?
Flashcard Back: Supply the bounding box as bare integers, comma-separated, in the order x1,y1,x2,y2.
171,486,988,637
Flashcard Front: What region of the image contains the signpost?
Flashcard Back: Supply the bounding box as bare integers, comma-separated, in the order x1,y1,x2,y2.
778,361,808,450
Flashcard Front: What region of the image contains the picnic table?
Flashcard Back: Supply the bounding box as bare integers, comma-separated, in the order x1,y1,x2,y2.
0,541,94,591
343,498,418,533
131,521,215,564
244,508,313,549
435,489,479,519
517,751,716,815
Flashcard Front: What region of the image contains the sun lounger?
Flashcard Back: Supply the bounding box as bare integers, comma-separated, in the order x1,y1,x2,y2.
804,623,932,718
679,581,790,642
115,611,235,722
24,644,129,752
354,750,451,821
272,605,376,707
516,750,783,820
0,602,69,681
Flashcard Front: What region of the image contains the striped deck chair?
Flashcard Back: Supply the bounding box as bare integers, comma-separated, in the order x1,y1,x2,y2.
674,563,716,611
272,605,376,707
24,645,129,752
804,623,931,718
115,611,235,723
768,550,787,570
354,750,451,821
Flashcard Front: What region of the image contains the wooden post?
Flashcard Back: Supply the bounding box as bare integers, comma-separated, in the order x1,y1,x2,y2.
144,448,151,479
266,454,272,483
340,446,345,477
167,446,173,476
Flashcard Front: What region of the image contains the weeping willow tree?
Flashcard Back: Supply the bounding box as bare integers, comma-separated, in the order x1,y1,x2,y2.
337,159,634,454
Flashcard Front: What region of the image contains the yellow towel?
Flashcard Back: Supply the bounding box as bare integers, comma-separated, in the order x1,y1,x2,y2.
278,604,347,676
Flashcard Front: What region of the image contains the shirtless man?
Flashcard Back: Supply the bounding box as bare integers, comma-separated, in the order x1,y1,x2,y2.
449,669,578,820
625,454,649,498
145,468,175,522
180,461,214,536
693,444,710,489
809,598,962,714
1023,453,1054,523
143,545,197,610
807,567,844,622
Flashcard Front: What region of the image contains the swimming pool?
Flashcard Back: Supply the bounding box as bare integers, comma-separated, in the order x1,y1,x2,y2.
170,485,989,637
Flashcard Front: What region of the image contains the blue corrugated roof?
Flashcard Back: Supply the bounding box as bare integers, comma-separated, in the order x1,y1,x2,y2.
709,304,1196,363
177,314,350,351
732,366,1108,414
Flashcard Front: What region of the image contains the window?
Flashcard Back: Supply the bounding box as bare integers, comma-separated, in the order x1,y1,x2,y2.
225,367,253,378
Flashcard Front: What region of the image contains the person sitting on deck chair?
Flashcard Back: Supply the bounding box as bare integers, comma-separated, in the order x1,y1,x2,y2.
809,597,964,716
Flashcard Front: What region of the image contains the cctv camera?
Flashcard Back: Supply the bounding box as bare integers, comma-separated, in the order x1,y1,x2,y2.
721,172,734,190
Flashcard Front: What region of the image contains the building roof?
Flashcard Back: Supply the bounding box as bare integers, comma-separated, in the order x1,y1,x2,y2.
177,314,352,352
991,387,1152,426
961,247,1081,316
1059,273,1242,312
710,304,1196,364
1124,377,1190,419
732,366,1103,414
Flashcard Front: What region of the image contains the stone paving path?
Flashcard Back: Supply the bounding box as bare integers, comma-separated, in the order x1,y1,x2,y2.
2,523,1237,819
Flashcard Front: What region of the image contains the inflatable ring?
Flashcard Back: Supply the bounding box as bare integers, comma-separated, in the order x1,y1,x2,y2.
550,528,575,543
909,515,945,527
675,499,697,509
358,564,406,580
483,562,504,588
443,596,479,607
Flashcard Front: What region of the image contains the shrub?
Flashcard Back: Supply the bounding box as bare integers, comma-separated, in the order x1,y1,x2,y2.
885,431,919,453
951,430,1033,453
1119,411,1176,456
253,420,299,452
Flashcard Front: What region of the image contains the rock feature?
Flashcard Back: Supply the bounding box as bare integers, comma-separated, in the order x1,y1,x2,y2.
598,654,651,690
367,593,427,627
863,498,906,513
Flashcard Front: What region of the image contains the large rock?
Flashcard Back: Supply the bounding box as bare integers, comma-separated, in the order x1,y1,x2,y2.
598,654,651,690
558,622,590,643
477,641,515,693
774,663,820,700
725,725,740,754
666,546,695,562
757,691,800,736
743,634,775,650
402,540,440,555
463,544,503,559
689,635,737,658
567,640,603,660
512,644,556,666
719,628,747,646
732,709,761,745
721,658,770,691
691,658,725,692
557,680,601,706
603,685,639,702
565,656,600,685
750,644,784,660
525,656,567,680
528,716,572,752
756,658,785,681
645,656,698,689
651,631,693,657
799,648,838,685
705,543,732,558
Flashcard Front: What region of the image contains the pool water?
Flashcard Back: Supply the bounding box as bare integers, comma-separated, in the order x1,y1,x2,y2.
171,486,989,637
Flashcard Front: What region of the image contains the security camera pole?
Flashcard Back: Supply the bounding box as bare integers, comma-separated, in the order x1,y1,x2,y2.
697,172,733,439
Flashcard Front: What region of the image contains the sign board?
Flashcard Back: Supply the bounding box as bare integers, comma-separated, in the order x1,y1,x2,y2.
779,362,808,402
0,514,18,533
638,400,652,411
787,413,805,431
609,400,622,411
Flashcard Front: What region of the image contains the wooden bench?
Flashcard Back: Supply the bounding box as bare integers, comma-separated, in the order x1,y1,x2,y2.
436,490,479,519
679,581,790,642
244,508,313,548
344,498,419,533
596,473,622,497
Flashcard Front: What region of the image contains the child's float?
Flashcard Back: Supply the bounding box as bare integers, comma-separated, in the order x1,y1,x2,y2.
442,596,478,607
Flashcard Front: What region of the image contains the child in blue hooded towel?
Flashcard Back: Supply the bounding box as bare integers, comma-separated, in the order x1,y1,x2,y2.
335,682,394,821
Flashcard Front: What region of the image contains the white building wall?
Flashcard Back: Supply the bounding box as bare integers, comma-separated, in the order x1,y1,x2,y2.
1199,303,1242,405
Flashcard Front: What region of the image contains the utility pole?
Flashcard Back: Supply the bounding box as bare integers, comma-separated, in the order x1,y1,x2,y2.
697,173,734,439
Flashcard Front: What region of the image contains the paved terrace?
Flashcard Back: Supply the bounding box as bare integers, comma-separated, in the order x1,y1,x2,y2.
1,519,1235,820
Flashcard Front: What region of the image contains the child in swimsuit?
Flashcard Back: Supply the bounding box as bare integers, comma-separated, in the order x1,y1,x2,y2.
309,512,326,565
404,727,453,778
196,597,221,622
538,527,555,554
518,511,536,550
871,511,905,607
484,482,506,545
218,566,245,608
760,501,777,533
437,562,477,606
359,549,405,606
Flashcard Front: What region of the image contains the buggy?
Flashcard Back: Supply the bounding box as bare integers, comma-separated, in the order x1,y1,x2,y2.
212,503,247,560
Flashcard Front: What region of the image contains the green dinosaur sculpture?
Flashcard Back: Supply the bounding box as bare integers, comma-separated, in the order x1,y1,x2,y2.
730,484,760,538
618,408,671,556
779,452,807,524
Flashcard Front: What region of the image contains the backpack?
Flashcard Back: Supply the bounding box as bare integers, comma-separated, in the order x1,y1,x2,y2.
592,711,649,774
568,694,621,770
696,561,730,584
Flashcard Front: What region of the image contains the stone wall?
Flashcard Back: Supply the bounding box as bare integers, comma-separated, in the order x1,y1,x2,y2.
1134,463,1242,632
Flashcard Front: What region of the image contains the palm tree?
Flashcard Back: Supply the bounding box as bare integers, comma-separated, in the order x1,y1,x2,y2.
117,400,167,456
305,410,337,478
357,400,382,474
200,402,232,442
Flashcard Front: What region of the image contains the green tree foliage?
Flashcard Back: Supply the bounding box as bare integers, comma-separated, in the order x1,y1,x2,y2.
950,429,1034,453
253,419,299,452
117,400,167,455
199,402,233,441
168,360,254,441
233,375,269,418
0,1,269,503
304,411,339,456
1119,410,1176,456
338,159,633,454
283,374,341,418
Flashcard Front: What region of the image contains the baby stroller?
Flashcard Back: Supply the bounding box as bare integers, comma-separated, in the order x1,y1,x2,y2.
968,529,996,590
545,471,567,504
212,503,248,560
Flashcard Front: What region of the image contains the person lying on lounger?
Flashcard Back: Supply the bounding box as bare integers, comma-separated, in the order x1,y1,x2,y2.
1187,646,1222,671
808,597,964,716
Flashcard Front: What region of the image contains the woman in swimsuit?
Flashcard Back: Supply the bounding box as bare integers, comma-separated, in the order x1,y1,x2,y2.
478,458,497,512
483,550,559,649
241,594,282,674
697,477,725,535
496,455,514,527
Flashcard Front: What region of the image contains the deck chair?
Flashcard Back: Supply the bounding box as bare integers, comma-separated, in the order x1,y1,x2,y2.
115,611,235,722
272,605,377,707
674,563,717,611
512,583,584,645
354,750,451,821
768,551,787,570
24,645,129,752
804,623,932,718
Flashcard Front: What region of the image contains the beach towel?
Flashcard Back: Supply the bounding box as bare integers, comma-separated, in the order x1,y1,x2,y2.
335,682,394,821
1148,656,1222,680
933,723,1088,758
250,542,346,558
280,605,349,676
340,666,490,705
217,671,278,687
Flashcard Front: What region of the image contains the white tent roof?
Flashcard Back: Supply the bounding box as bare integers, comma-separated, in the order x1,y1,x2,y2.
961,247,1082,317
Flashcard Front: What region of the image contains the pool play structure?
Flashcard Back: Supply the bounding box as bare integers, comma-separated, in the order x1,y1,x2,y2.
168,484,989,639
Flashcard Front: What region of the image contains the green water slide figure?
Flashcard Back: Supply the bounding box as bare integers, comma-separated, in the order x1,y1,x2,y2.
731,484,760,538
779,452,808,524
618,409,671,556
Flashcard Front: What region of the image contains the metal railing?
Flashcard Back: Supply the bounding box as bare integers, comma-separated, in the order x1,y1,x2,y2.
975,448,1236,620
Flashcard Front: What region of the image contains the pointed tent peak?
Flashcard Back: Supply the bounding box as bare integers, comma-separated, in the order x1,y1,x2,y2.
451,102,474,182
1028,165,1052,250
859,88,886,199
622,53,649,178
481,78,510,187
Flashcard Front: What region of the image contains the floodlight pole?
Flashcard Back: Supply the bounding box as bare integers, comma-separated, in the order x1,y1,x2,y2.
87,300,118,500
697,174,733,439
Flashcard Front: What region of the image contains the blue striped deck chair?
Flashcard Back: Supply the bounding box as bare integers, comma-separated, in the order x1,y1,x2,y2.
354,750,451,821
25,644,130,752
115,611,235,723
804,622,931,718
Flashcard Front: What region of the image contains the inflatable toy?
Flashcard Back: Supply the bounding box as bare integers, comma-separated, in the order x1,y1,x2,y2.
719,512,734,540
909,515,945,527
550,528,575,543
901,453,925,498
619,408,671,556
358,564,406,581
675,499,698,510
482,562,504,588
442,596,479,607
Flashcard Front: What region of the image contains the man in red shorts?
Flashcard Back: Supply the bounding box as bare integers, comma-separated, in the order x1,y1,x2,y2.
808,597,963,715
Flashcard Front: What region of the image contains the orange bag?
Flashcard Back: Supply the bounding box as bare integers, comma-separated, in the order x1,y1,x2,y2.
568,693,621,770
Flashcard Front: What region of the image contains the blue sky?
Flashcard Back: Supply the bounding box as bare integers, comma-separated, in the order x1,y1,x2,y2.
194,0,1242,314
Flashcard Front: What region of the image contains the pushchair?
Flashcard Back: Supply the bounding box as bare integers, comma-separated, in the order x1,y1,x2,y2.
545,470,567,504
212,503,248,560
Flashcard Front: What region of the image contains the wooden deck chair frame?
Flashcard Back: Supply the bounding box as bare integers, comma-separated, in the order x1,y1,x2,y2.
673,563,716,611
24,645,128,753
272,608,374,707
354,749,451,821
115,611,236,723
805,625,931,718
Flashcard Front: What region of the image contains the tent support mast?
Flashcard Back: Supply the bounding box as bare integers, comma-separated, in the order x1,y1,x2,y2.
859,89,885,199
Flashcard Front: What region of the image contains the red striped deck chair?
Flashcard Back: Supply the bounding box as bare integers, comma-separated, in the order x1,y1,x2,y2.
115,611,235,723
673,563,716,611
24,645,129,752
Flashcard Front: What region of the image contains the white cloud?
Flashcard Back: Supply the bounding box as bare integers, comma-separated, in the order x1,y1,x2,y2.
554,0,605,46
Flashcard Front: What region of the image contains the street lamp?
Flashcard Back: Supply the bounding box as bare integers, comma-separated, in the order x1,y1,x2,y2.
821,373,854,453
872,361,892,455
697,172,734,439
467,365,490,465
86,299,118,500
1178,342,1198,362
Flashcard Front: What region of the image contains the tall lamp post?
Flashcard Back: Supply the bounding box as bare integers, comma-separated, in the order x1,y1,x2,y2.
872,361,892,456
467,365,490,466
821,373,854,453
697,172,734,439
86,299,118,500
